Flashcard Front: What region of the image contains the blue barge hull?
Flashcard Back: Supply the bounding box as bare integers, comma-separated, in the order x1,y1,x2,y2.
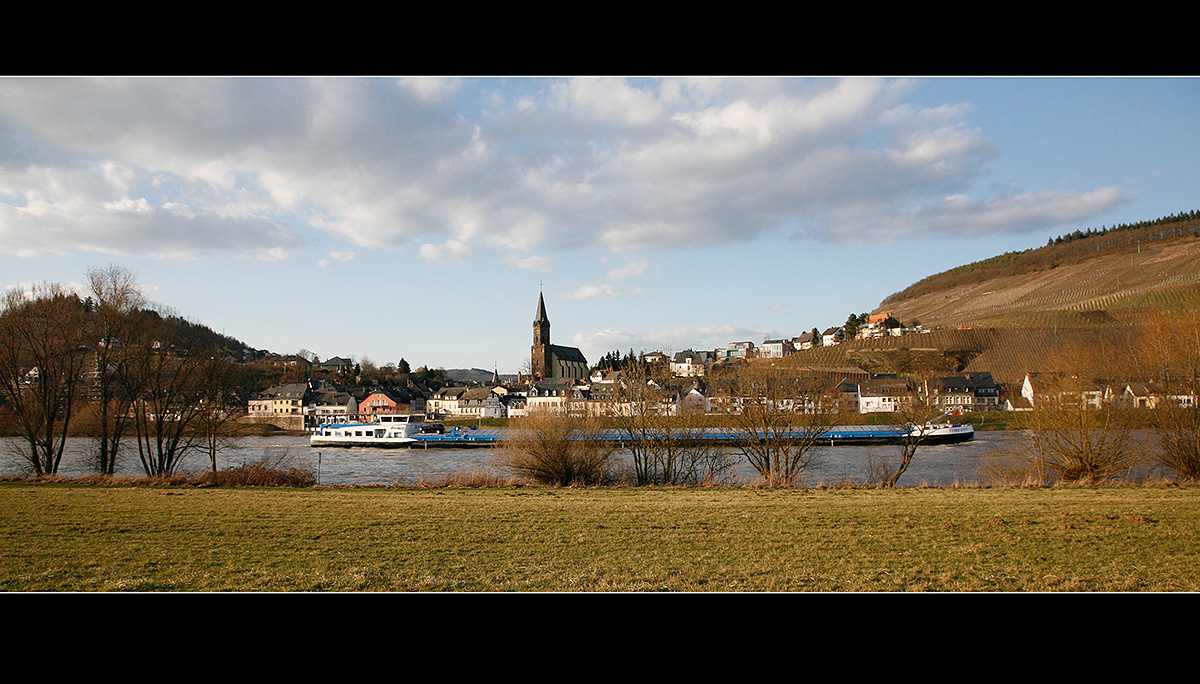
402,423,974,448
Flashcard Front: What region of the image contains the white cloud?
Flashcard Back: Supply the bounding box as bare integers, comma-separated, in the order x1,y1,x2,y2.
0,77,1128,264
563,283,618,300
419,238,472,263
317,250,355,268
604,258,650,281
911,187,1128,239
550,78,665,127
504,254,552,271
562,257,652,300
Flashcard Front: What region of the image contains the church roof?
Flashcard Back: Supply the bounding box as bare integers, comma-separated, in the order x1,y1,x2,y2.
549,344,587,364
535,292,549,324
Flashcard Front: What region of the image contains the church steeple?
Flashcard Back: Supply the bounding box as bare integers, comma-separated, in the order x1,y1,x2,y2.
533,292,550,345
532,292,551,380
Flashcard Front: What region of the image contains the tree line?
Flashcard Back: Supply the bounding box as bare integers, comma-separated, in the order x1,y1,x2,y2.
0,266,242,477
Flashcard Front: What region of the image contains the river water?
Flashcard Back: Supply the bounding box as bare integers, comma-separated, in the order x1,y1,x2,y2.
1,430,1112,487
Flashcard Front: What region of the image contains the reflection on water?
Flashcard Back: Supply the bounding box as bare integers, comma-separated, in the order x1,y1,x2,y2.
1,430,1061,487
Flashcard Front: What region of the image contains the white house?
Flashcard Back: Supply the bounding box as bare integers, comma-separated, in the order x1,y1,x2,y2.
671,350,713,377
822,327,844,347
759,339,794,359
857,377,914,413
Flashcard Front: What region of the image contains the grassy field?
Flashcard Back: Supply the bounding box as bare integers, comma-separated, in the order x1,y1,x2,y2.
2,482,1198,592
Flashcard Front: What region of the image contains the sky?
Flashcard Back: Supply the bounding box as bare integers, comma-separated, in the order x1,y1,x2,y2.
0,76,1196,375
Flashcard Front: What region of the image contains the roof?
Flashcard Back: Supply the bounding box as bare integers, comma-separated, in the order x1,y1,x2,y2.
549,344,587,364
257,382,309,400
362,386,422,402
461,387,495,401
931,373,998,393
858,377,915,396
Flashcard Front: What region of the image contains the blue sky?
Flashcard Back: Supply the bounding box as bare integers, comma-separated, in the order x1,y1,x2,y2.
1,76,1196,374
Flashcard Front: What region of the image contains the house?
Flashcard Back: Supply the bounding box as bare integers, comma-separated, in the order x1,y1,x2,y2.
305,383,358,427
1122,382,1159,409
759,339,795,359
427,386,469,419
671,350,713,377
481,390,507,418
720,341,756,361
1119,382,1198,410
578,381,634,417
860,314,902,340
590,368,626,384
247,382,312,430
451,387,493,419
1021,373,1107,409
1004,396,1033,411
642,351,669,365
663,377,709,415
359,386,425,417
523,379,580,414
925,372,1002,412
822,327,844,346
316,356,354,373
857,376,916,413
502,393,528,418
792,332,818,350
248,382,309,418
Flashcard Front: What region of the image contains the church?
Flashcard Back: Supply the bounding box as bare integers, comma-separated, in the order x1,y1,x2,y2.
531,292,588,380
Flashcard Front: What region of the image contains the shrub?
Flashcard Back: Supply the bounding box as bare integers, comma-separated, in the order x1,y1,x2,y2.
1153,404,1200,481
195,464,315,488
500,410,616,486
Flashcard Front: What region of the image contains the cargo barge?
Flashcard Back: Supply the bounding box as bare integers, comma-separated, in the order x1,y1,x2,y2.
311,416,974,449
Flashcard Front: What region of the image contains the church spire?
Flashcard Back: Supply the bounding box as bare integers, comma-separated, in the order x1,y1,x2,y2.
532,291,551,380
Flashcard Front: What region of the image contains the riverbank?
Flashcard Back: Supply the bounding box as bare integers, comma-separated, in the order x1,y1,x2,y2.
1,431,1070,488
2,482,1196,591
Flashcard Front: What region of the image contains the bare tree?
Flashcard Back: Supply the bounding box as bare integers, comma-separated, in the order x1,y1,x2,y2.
500,409,616,486
1139,309,1200,480
192,353,245,473
865,376,941,487
1021,339,1142,484
84,264,147,475
609,361,733,485
124,309,228,476
712,361,844,486
0,283,90,476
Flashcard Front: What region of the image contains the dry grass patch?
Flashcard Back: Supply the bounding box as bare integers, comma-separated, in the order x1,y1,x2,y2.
2,483,1198,591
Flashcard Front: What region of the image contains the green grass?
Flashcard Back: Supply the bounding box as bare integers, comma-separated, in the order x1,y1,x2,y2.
2,482,1198,591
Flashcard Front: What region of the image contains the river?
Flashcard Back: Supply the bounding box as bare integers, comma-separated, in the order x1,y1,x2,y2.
1,429,1121,487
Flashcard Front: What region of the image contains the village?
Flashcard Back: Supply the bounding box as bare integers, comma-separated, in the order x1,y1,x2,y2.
246,295,1198,432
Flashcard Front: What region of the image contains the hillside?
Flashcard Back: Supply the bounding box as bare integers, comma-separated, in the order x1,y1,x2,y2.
877,212,1200,330
786,212,1200,387
787,326,1138,387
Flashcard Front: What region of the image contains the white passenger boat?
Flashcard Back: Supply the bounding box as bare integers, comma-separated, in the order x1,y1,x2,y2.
309,414,427,448
903,412,974,444
906,421,974,444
